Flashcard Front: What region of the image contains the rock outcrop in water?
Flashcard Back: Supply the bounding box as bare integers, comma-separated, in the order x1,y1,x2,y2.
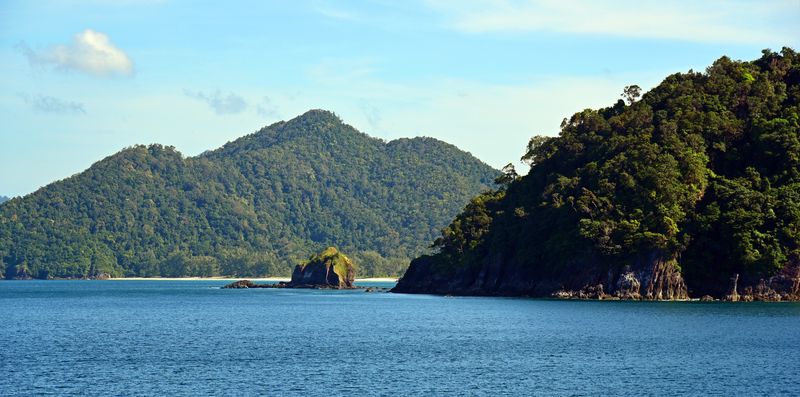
289,247,355,288
223,247,357,289
223,280,260,289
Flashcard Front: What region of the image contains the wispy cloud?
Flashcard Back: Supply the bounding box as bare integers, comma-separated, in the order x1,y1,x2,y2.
184,89,248,115
313,4,361,21
426,0,799,44
359,101,382,131
18,29,134,77
18,93,86,114
256,96,281,118
306,57,378,85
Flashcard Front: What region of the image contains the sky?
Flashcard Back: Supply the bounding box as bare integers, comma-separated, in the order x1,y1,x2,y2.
1,0,799,197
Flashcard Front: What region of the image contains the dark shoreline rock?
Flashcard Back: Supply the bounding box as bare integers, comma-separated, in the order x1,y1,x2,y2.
221,279,391,292
392,253,800,302
223,280,260,289
393,251,691,301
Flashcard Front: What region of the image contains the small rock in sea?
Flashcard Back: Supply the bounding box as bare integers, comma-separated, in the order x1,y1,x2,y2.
290,247,356,289
222,280,257,289
700,295,714,302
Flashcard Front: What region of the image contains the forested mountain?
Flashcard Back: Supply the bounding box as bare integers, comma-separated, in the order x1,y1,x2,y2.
395,48,800,300
0,196,9,205
0,110,498,279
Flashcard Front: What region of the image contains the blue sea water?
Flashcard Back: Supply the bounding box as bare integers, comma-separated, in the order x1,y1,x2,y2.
1,280,798,396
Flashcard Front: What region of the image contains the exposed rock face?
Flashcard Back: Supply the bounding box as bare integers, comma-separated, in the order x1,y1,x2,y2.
393,251,689,300
290,247,355,288
723,274,740,302
549,253,689,300
394,250,800,301
735,260,800,301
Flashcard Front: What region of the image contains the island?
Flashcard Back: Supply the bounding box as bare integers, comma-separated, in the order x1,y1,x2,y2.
223,247,358,289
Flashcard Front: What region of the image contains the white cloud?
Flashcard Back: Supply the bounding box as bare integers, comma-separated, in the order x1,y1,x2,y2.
426,0,799,44
184,89,248,115
20,29,134,77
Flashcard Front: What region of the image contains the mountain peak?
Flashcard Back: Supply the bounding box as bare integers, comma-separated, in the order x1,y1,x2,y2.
290,109,342,125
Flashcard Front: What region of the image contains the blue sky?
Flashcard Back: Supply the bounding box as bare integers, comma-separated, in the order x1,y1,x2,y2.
1,0,798,197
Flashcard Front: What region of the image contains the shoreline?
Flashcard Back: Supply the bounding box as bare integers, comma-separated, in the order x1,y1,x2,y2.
106,276,399,282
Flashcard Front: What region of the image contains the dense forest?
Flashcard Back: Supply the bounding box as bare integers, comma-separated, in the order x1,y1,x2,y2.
396,48,800,299
0,110,498,279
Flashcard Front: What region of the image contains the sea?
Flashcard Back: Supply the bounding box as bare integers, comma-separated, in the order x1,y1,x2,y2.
1,280,798,396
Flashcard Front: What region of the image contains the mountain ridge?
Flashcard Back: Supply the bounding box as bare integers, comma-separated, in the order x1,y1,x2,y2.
0,110,498,279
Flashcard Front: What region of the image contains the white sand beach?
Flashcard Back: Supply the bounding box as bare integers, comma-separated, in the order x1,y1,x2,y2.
108,276,398,282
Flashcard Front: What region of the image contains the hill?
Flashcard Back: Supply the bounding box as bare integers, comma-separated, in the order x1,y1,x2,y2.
0,110,498,279
394,48,800,300
0,196,9,205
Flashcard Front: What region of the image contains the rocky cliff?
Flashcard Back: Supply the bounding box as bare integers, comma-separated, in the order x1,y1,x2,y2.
393,251,689,300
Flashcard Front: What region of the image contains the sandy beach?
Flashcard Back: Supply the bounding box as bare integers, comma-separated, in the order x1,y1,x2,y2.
108,277,399,282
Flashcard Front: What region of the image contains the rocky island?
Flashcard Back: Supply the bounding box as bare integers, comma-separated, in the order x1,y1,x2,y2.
223,247,356,289
393,49,800,301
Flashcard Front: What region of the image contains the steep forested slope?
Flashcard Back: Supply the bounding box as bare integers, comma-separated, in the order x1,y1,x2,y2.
395,48,800,300
0,110,498,279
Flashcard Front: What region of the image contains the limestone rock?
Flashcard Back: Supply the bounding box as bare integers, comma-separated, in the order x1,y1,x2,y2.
290,247,356,289
615,272,642,300
724,274,740,302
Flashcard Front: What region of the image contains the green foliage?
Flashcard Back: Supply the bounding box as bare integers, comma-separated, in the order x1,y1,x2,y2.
0,110,497,279
301,246,354,277
424,48,800,290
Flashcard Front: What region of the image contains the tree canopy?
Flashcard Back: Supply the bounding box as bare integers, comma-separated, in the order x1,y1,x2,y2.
0,110,497,279
417,48,800,296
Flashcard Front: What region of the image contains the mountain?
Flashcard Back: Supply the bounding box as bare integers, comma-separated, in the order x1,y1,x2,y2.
394,48,800,301
0,110,498,279
0,196,9,205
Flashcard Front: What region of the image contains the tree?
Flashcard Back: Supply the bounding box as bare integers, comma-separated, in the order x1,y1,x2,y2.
494,163,519,188
621,85,641,105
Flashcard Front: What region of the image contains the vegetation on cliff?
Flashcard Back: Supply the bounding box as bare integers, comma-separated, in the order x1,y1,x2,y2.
0,110,497,279
396,48,800,298
290,247,356,288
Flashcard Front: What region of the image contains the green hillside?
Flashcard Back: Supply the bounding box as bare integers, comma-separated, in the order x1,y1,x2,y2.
0,110,498,279
395,48,800,298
